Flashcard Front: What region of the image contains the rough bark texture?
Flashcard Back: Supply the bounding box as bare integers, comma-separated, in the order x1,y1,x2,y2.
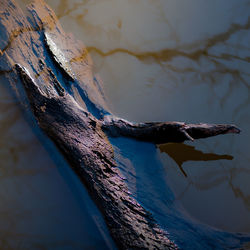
0,0,240,249
102,116,240,144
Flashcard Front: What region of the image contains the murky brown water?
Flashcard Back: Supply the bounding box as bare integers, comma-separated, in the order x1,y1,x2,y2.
3,0,250,246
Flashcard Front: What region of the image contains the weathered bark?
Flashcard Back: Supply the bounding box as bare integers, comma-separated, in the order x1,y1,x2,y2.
0,0,240,249
102,116,240,144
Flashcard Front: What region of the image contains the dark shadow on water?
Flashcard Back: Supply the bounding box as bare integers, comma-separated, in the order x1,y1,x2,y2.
159,143,233,177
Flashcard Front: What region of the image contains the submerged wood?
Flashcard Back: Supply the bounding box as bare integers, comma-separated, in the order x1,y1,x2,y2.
0,0,240,249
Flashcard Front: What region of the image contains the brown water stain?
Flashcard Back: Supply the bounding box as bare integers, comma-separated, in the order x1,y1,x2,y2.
67,16,250,65
56,0,90,19
227,168,250,211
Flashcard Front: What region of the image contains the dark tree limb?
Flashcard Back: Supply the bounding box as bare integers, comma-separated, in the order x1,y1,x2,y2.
0,0,241,249
102,115,240,144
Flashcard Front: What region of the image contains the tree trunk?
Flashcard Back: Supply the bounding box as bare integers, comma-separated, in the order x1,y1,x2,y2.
0,0,240,249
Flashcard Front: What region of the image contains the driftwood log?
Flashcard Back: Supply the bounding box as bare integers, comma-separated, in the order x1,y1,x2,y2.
0,0,241,249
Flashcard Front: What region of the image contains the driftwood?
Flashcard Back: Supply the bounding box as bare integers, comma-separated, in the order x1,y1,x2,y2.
0,0,241,249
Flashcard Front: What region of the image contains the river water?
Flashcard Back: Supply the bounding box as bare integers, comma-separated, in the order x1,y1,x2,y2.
2,0,250,248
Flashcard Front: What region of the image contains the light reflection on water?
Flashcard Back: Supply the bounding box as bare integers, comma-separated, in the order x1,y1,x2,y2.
40,0,250,234
7,0,250,247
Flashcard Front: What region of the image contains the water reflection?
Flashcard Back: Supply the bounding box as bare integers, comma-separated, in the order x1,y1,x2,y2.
159,143,233,177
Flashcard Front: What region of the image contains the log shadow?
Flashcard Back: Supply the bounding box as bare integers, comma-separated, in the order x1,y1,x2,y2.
158,143,233,177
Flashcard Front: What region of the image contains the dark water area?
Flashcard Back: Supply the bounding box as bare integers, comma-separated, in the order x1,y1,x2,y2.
1,0,250,248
